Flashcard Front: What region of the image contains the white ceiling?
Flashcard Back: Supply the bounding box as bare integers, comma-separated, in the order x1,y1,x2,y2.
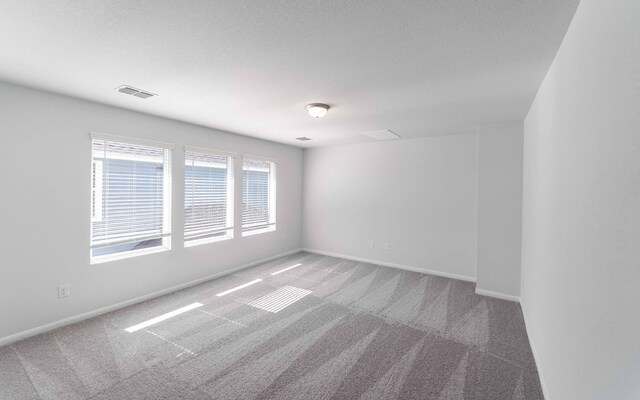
0,0,579,148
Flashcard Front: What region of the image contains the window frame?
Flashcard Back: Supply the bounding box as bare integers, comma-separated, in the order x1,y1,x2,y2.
241,155,277,237
89,132,174,264
183,146,236,248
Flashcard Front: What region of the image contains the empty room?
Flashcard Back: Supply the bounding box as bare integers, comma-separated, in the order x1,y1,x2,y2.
0,1,638,399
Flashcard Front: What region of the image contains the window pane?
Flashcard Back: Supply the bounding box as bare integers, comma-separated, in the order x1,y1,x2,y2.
91,138,171,260
184,149,234,245
242,158,276,235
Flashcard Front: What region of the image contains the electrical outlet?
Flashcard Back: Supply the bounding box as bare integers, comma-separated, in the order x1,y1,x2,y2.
384,242,391,251
58,284,70,298
369,240,375,249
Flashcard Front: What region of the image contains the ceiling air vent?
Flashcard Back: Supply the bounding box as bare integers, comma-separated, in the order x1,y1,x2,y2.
296,137,312,141
116,85,157,99
361,129,400,141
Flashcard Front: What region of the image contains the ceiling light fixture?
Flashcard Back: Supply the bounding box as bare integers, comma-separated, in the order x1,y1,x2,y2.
305,103,330,118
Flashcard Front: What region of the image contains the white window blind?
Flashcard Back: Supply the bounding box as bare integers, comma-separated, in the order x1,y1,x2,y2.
184,148,234,245
90,136,172,261
242,157,276,235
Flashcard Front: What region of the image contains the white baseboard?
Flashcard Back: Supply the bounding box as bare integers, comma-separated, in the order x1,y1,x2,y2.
301,248,476,283
475,288,520,302
520,300,551,400
0,248,302,347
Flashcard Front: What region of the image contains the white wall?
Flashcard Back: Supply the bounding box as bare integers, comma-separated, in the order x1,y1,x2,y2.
476,123,523,298
0,81,303,341
303,133,479,281
521,1,640,399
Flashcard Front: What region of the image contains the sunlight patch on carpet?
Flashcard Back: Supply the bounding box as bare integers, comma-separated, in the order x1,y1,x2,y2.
248,286,312,313
124,302,203,333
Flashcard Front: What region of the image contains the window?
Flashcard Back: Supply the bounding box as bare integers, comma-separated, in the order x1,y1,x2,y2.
242,157,276,236
90,134,172,263
184,147,234,246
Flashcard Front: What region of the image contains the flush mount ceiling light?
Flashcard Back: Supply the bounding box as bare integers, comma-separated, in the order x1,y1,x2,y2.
305,103,330,118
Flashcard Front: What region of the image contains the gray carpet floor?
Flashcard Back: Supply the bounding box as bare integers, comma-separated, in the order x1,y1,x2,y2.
0,252,544,399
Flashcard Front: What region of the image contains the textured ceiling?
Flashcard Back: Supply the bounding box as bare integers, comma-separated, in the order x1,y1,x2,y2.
0,1,579,147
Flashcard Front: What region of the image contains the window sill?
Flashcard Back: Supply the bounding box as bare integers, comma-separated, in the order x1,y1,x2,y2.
242,225,276,237
184,234,233,248
90,245,170,265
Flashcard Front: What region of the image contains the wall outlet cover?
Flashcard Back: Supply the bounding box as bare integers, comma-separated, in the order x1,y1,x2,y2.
58,284,70,298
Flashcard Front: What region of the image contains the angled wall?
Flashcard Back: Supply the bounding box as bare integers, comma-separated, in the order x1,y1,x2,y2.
476,122,523,300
